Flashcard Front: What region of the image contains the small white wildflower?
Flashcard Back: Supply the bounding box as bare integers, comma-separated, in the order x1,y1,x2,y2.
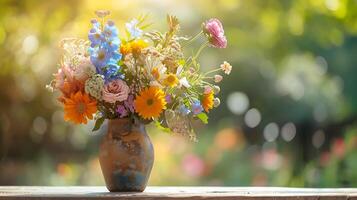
179,77,191,88
126,19,143,38
220,61,232,75
85,74,105,100
176,65,184,75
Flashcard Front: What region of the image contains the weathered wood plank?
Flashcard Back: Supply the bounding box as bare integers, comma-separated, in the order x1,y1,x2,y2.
0,186,357,200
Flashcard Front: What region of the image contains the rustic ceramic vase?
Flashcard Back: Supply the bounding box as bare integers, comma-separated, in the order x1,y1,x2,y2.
99,118,154,192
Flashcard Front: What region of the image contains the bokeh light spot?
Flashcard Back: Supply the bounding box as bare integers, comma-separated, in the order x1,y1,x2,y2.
214,128,245,151
227,92,249,115
281,122,296,142
325,0,340,11
32,116,47,135
22,35,39,55
182,154,205,178
244,108,261,128
263,123,279,142
312,130,325,149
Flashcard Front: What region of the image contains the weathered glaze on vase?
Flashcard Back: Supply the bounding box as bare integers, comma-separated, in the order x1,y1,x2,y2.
99,118,154,192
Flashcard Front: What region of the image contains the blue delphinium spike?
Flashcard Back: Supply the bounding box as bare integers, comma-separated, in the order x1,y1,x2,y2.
88,15,123,83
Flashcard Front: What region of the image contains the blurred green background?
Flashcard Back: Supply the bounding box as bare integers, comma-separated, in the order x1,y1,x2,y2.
1,0,357,187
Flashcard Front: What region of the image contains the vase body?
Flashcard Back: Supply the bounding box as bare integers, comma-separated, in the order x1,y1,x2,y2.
99,118,154,192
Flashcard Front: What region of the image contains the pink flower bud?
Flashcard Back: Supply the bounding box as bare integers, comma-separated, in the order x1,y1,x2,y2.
204,85,212,94
214,75,223,83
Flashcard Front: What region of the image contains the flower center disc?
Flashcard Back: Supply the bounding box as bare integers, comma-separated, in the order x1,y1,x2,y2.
146,99,154,106
98,51,105,60
76,102,86,114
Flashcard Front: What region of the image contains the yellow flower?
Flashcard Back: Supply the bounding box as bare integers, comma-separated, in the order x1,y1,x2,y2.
202,90,214,112
63,91,97,124
120,39,148,55
164,73,179,87
134,86,167,119
131,39,148,55
151,67,161,80
120,42,132,55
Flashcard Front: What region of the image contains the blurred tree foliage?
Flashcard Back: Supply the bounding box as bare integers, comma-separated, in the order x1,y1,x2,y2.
1,0,357,187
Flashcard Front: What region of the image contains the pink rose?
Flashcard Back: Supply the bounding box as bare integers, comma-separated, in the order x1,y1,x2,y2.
203,18,227,48
102,79,130,103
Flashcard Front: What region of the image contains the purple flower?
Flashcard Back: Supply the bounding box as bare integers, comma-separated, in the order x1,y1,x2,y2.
116,105,128,118
124,95,135,113
203,18,227,48
165,94,172,104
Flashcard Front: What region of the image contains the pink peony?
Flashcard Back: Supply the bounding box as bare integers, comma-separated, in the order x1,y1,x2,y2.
102,79,130,103
59,56,95,83
73,56,95,81
54,68,65,90
203,18,227,48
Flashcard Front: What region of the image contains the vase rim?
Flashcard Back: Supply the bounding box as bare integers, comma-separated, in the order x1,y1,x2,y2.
108,117,146,127
108,117,132,125
109,117,131,122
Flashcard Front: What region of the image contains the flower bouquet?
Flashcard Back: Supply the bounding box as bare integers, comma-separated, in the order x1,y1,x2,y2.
48,10,231,192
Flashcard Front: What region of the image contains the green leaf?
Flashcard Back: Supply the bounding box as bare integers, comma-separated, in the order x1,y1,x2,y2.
154,121,171,133
196,113,208,124
92,117,105,132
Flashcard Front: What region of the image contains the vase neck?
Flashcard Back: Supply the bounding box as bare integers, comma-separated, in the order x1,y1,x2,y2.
108,118,145,137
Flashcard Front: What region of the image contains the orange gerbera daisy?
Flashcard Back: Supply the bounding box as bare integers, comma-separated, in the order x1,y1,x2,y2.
202,91,214,112
63,91,97,124
134,86,166,119
59,79,84,99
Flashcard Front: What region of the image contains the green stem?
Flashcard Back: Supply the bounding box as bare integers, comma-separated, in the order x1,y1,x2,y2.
194,41,209,60
187,41,209,70
204,68,221,76
183,30,203,47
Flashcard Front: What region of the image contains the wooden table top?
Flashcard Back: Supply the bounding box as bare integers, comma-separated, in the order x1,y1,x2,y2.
1,186,357,199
